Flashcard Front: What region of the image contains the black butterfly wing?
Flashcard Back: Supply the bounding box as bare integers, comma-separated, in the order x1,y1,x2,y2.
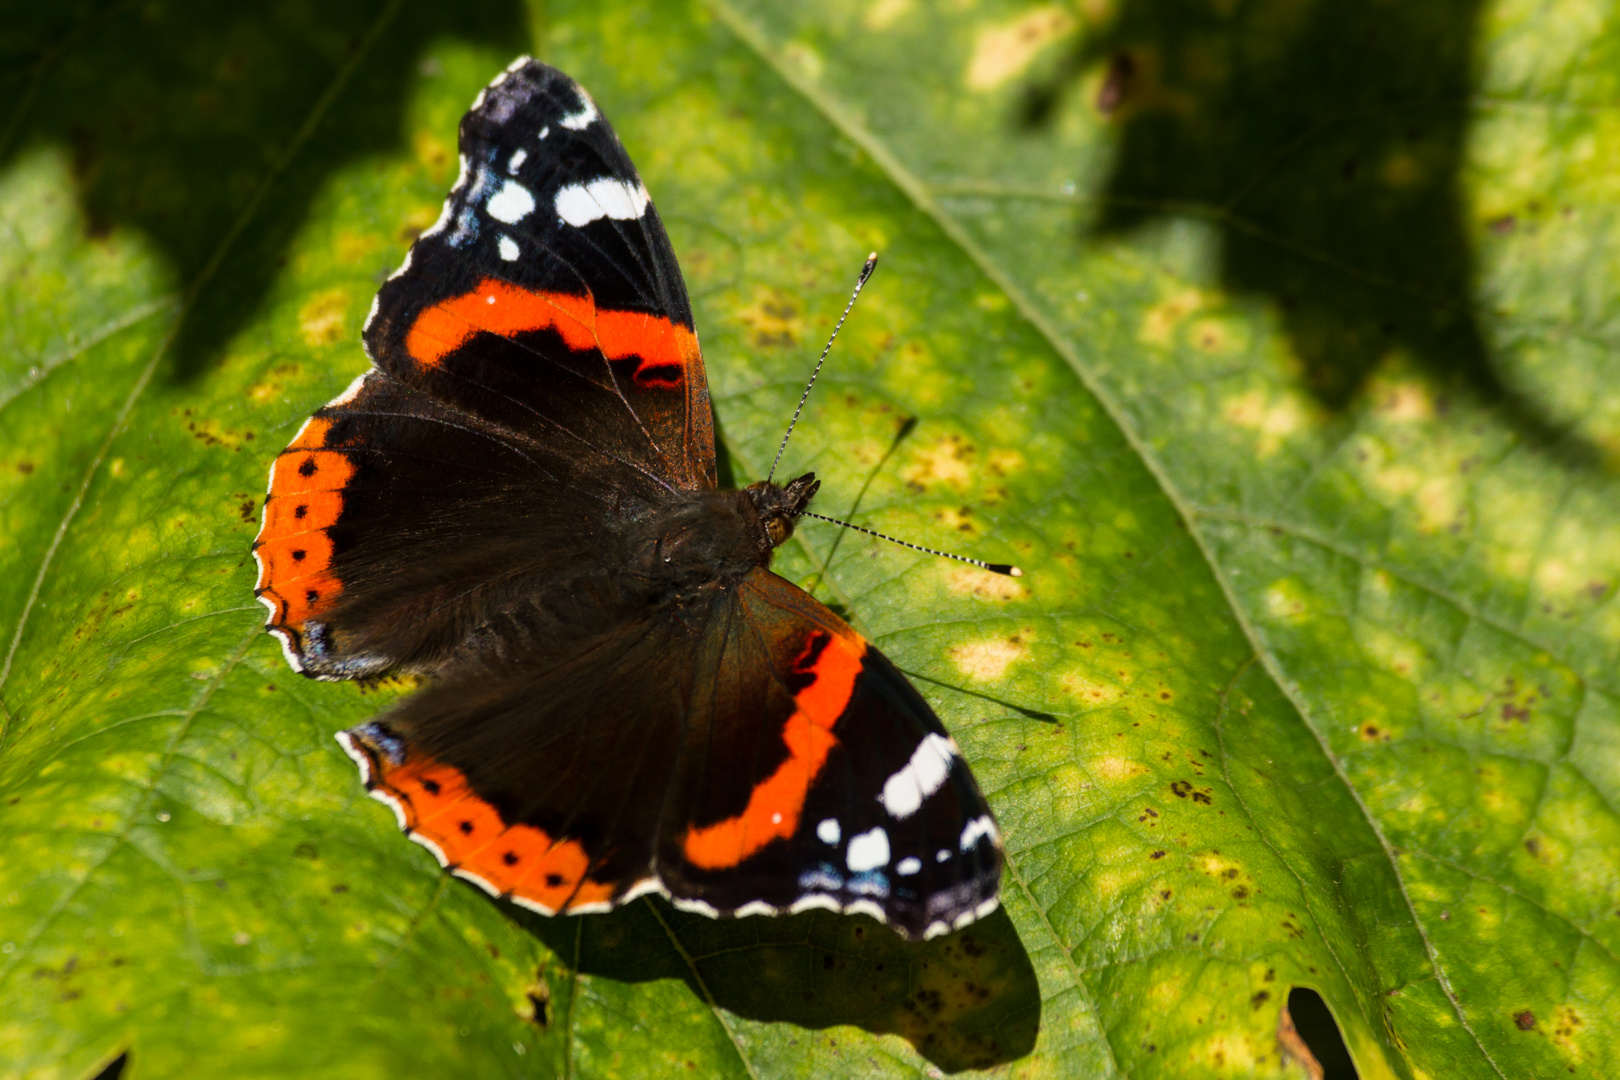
254,59,712,676
337,567,1003,940
363,57,715,491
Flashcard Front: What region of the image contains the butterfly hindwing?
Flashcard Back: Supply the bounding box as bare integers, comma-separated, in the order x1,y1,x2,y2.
335,567,1002,940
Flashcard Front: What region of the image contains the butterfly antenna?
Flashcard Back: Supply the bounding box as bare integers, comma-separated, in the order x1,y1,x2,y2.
800,511,1023,577
767,252,879,484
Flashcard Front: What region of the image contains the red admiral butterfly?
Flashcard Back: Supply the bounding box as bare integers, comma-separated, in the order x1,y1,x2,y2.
253,58,1005,940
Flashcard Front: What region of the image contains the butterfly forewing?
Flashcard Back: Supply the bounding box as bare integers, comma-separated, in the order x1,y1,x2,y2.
363,58,715,491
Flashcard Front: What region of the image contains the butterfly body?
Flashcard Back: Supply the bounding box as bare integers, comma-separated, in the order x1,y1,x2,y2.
253,58,1003,940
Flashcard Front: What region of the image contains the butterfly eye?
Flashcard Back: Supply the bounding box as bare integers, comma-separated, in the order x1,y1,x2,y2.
765,515,793,547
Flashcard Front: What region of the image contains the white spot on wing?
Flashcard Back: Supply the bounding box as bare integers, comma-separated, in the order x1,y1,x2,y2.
878,733,957,819
897,857,922,876
789,894,841,915
566,899,614,916
619,879,663,904
554,178,649,226
507,148,527,173
453,867,501,897
669,896,720,918
846,828,890,873
844,899,886,922
497,234,519,261
406,828,448,867
538,125,550,140
960,815,999,851
509,893,558,916
936,849,951,863
558,90,599,129
817,818,841,845
334,730,373,785
368,787,408,830
733,900,774,919
486,179,536,224
269,627,303,672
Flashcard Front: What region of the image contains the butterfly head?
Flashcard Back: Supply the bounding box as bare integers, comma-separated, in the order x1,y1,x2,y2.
745,472,820,548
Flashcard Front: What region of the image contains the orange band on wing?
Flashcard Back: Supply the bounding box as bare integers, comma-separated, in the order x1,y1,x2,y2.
682,631,867,870
377,753,614,913
403,279,699,386
254,418,357,627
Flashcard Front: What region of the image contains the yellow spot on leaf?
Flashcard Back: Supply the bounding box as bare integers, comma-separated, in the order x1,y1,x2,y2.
1140,288,1204,345
736,287,802,351
903,435,975,490
1359,626,1429,682
783,42,824,83
1223,389,1309,457
1147,972,1186,1008
1189,317,1237,353
1062,671,1121,705
299,289,350,347
400,204,439,239
947,565,1025,600
950,635,1027,682
335,231,379,265
1263,580,1309,622
1415,476,1463,534
864,0,910,29
413,130,450,174
1372,461,1421,497
986,447,1024,476
1092,754,1145,782
966,7,1076,91
1374,379,1435,421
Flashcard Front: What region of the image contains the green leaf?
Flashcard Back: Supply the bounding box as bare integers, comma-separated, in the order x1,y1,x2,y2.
2,1,1616,1078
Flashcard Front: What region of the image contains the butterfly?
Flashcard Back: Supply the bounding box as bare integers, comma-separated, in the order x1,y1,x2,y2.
252,57,1004,940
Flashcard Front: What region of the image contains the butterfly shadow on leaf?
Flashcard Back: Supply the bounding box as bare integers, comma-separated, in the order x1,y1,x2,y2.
0,0,529,382
513,896,1040,1073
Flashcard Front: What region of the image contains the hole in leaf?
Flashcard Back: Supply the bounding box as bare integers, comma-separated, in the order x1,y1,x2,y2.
523,980,550,1029
1282,988,1357,1079
88,1052,128,1080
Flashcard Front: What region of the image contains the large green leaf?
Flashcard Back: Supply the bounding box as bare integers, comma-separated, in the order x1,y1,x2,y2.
2,0,1616,1077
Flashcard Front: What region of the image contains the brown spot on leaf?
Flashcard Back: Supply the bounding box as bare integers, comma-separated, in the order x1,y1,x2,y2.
1097,51,1135,114
737,287,801,350
1514,1010,1536,1031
